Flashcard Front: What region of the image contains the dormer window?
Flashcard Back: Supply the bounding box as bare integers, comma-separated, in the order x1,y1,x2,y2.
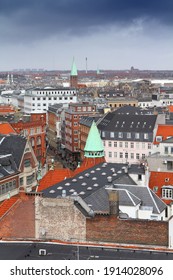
135,133,140,139
162,187,173,199
118,132,123,138
156,136,162,142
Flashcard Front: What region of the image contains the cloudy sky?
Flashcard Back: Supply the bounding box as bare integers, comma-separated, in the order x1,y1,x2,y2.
0,0,172,71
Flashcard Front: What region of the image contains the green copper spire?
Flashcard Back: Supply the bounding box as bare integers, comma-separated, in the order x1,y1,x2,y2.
71,57,78,76
84,121,104,158
97,66,100,75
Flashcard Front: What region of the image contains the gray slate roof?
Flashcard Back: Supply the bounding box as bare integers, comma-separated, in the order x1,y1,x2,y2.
0,154,18,179
42,162,166,216
98,112,157,133
0,134,26,168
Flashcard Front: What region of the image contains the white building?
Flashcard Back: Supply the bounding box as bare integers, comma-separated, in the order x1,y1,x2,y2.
23,87,78,113
98,111,165,164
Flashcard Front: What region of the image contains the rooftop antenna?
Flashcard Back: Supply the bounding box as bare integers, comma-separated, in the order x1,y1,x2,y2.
85,57,88,74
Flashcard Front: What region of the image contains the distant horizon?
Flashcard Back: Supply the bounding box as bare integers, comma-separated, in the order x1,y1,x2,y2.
0,67,173,73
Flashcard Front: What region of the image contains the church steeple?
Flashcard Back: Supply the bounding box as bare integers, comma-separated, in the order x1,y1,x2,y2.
70,57,78,88
84,121,104,158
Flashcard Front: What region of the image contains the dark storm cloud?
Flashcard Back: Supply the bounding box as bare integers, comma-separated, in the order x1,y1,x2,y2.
0,0,172,41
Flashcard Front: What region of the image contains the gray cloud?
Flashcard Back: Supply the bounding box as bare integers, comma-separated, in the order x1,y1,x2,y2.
0,0,173,42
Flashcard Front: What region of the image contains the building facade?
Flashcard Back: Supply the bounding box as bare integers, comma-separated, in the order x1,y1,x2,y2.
98,112,165,164
23,87,78,113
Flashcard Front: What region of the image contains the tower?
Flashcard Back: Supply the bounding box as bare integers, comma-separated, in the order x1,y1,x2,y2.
70,58,78,88
83,121,105,166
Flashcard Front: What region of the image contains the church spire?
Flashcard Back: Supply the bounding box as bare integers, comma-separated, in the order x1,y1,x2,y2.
84,121,104,158
71,57,78,76
70,57,78,88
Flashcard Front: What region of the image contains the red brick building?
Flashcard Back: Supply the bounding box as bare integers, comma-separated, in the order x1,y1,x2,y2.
11,113,46,165
65,103,97,162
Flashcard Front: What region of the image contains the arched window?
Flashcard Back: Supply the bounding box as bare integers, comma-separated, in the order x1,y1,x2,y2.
37,136,41,145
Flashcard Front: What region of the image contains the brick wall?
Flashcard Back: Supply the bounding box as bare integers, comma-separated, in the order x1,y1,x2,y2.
86,215,168,246
35,197,86,241
0,194,35,239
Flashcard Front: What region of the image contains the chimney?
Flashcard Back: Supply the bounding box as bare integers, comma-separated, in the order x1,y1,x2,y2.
108,190,119,215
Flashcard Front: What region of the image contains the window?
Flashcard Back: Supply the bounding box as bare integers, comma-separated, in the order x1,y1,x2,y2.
102,131,105,137
30,128,35,135
108,152,112,158
171,147,173,154
164,147,168,154
162,188,173,199
108,141,112,147
114,152,117,158
114,141,117,147
135,133,140,139
142,142,145,149
131,153,134,159
74,130,78,135
136,142,139,149
127,132,131,139
27,174,34,185
148,143,152,149
36,127,41,133
136,153,140,159
138,174,142,181
118,132,123,138
142,154,145,159
120,152,123,158
24,159,31,167
20,177,24,186
119,142,123,148
125,142,128,148
125,152,128,159
110,132,114,138
144,133,148,139
37,137,41,145
131,142,134,148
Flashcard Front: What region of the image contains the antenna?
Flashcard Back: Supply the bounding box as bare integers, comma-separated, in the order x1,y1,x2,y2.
85,57,88,74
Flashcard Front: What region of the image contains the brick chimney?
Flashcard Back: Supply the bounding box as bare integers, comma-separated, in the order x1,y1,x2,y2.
108,190,119,215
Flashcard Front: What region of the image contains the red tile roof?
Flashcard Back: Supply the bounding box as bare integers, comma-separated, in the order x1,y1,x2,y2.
154,124,173,144
0,123,17,135
149,171,173,205
0,196,19,219
169,105,173,113
73,157,105,176
37,169,73,192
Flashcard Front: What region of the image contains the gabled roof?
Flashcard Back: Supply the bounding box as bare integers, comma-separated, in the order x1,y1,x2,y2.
0,123,16,135
149,171,173,205
113,184,166,214
0,134,26,168
154,124,173,144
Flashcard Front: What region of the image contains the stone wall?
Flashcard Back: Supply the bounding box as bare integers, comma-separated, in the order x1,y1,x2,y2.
35,196,86,241
86,215,168,246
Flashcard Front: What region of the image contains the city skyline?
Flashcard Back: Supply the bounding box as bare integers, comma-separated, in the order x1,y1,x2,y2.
0,0,172,71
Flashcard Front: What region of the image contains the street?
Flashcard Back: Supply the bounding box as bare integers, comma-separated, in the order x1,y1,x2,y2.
0,242,173,260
